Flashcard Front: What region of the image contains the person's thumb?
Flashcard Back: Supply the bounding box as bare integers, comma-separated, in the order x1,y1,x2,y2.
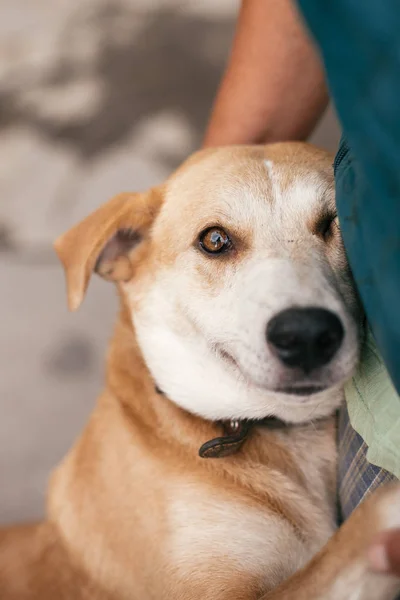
368,529,400,576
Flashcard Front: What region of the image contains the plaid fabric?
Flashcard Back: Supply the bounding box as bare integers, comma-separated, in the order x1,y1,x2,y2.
339,403,397,521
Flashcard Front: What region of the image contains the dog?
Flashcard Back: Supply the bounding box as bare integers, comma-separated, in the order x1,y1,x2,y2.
1,142,400,600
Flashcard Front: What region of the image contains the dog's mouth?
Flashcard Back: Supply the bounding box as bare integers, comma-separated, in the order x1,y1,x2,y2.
274,385,326,397
217,346,330,397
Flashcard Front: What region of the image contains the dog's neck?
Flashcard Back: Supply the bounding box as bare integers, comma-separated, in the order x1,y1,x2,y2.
105,305,236,458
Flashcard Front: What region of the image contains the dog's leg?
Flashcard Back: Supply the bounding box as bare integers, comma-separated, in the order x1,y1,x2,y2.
262,483,400,600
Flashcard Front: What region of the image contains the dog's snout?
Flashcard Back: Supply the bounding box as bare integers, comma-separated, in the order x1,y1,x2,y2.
266,307,344,373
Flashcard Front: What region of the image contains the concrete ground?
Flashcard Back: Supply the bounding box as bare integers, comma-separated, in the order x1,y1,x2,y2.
0,0,340,524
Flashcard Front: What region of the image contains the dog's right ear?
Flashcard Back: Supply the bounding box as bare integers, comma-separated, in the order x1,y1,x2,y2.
54,189,162,311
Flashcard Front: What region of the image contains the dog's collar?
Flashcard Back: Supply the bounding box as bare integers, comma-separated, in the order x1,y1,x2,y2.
198,417,291,459
154,384,290,459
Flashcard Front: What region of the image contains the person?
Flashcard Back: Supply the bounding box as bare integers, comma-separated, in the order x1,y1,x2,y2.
203,0,400,576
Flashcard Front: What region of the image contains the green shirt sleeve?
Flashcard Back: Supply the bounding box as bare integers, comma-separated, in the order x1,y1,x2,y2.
345,328,400,478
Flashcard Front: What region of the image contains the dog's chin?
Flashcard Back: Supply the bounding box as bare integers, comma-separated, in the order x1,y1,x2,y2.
261,381,345,425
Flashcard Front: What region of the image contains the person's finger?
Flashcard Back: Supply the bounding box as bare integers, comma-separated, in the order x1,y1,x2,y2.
368,529,400,575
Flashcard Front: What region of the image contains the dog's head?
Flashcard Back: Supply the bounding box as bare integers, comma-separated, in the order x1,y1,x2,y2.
55,143,361,424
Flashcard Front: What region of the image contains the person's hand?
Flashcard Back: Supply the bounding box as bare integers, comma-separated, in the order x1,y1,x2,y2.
368,529,400,576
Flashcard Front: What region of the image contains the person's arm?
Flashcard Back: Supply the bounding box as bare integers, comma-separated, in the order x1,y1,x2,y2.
203,0,328,148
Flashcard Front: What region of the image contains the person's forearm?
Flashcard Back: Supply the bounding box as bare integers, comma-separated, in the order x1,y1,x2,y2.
203,0,328,148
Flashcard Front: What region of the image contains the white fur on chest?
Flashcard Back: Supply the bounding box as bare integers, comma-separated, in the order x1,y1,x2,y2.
165,484,310,592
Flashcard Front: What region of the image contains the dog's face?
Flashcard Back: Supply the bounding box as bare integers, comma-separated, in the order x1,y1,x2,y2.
56,143,361,424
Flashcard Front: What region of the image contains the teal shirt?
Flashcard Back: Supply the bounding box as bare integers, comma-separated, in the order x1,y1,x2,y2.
297,0,400,392
297,0,400,477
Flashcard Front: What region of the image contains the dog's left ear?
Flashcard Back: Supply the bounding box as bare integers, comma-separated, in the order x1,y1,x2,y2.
54,189,162,311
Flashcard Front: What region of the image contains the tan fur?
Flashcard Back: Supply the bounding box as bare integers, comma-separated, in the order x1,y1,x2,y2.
1,143,399,600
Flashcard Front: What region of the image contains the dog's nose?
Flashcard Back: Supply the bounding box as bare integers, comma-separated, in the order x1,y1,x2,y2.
266,307,344,373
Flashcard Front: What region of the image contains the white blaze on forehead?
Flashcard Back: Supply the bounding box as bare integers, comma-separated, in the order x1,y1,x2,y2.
264,159,280,200
264,159,274,176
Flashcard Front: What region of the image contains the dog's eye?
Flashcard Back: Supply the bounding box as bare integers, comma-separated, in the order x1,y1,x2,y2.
318,214,339,241
199,227,231,255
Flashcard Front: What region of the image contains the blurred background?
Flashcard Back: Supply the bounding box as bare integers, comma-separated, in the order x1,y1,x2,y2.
0,0,340,524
